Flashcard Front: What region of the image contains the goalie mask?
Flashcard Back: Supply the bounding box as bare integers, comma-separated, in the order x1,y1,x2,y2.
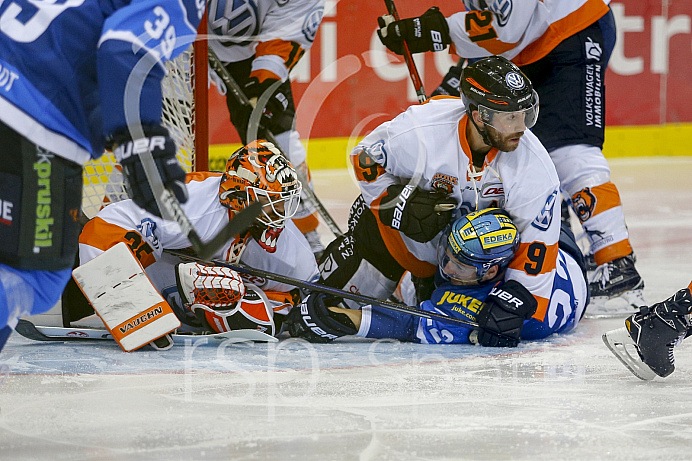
219,140,302,253
461,56,539,135
437,208,520,284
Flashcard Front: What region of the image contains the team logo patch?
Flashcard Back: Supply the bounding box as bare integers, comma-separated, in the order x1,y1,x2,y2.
208,0,259,45
531,190,558,231
302,7,324,42
431,173,458,194
572,187,597,222
585,37,602,61
137,218,160,250
505,72,525,90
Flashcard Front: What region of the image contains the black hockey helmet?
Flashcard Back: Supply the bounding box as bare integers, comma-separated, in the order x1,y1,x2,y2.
460,56,539,132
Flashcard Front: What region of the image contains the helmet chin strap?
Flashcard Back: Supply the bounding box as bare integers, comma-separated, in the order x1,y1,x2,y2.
468,111,493,147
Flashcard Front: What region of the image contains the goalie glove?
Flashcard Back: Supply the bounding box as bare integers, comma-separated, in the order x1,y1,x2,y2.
474,280,538,347
190,285,278,336
377,7,451,55
285,293,357,343
110,124,188,217
378,184,456,243
175,262,246,309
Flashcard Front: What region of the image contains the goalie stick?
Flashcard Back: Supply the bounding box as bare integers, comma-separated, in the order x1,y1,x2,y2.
383,0,427,104
165,249,481,330
15,319,277,346
207,48,344,238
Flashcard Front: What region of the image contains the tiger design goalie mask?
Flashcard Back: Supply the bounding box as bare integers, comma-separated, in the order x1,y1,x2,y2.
219,140,302,253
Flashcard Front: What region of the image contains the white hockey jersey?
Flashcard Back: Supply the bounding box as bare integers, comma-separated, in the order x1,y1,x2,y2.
208,0,325,82
79,172,319,305
448,0,610,66
351,97,561,321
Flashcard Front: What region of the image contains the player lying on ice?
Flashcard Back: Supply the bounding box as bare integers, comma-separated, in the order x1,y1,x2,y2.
602,282,692,380
62,140,318,350
285,208,590,346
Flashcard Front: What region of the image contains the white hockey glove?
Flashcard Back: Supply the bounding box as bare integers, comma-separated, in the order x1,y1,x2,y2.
175,262,246,309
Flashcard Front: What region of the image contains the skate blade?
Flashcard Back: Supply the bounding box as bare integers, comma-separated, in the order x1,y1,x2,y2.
585,289,647,319
602,327,657,381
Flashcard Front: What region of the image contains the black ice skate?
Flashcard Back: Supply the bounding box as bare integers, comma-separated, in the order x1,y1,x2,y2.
586,253,646,318
602,288,692,380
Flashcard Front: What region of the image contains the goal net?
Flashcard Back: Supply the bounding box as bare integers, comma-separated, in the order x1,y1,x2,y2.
81,30,208,219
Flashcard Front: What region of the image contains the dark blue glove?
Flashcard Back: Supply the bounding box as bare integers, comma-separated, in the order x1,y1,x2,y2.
285,294,357,343
111,125,188,217
475,280,538,347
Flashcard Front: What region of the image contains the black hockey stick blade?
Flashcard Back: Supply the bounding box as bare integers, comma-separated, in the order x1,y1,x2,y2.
14,319,277,345
164,249,480,330
15,319,112,341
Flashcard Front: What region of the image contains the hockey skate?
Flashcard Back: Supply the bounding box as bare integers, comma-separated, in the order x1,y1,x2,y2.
602,288,692,380
585,253,646,318
304,230,325,262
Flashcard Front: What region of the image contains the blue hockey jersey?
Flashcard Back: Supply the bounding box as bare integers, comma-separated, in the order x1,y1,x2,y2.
0,0,204,164
359,250,588,344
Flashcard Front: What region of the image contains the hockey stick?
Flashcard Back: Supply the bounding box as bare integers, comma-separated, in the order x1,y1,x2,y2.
164,249,480,329
137,145,262,259
207,49,344,238
15,319,277,345
383,0,427,103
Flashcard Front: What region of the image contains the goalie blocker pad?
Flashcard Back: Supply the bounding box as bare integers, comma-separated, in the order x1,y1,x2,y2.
72,242,180,351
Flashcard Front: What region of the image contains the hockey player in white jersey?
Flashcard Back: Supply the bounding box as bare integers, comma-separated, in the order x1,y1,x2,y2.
0,0,204,352
377,0,644,317
208,0,327,257
64,141,319,338
603,282,692,380
286,208,589,346
317,57,567,346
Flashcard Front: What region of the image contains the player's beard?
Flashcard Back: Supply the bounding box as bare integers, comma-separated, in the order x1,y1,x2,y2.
485,126,524,152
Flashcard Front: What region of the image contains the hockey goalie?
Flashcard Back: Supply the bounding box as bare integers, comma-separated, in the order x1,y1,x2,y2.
64,141,319,350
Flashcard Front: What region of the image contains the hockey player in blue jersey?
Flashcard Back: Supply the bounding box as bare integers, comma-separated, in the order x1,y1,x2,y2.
0,0,205,352
286,208,589,346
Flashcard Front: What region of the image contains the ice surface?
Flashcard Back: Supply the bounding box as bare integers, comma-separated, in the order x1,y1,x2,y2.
1,159,691,460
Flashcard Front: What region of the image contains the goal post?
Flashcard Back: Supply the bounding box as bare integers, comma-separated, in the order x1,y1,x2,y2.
81,19,209,219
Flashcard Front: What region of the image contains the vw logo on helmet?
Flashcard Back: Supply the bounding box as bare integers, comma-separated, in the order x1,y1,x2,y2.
505,72,525,90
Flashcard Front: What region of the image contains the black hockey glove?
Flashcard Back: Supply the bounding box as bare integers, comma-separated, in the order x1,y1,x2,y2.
431,60,465,97
378,184,456,243
243,76,291,130
285,294,357,343
111,125,187,217
475,280,538,347
377,7,451,55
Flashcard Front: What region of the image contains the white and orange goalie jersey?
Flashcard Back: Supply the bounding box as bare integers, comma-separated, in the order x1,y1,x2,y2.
208,0,325,82
351,97,561,322
78,172,319,320
448,0,610,66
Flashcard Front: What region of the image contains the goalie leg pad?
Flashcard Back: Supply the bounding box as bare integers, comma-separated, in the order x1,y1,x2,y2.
72,242,180,352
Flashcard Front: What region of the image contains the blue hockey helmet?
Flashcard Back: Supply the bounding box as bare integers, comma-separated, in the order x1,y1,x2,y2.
437,208,520,283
